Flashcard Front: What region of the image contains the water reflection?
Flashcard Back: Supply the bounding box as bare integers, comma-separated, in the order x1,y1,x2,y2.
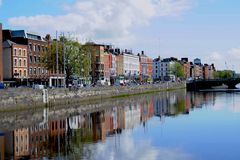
1,90,235,160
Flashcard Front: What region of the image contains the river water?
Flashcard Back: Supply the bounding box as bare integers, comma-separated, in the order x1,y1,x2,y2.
0,89,240,160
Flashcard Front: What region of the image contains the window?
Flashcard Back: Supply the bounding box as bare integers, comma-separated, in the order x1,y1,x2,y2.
24,59,26,66
14,48,17,56
19,70,22,77
34,68,36,75
33,45,36,52
42,68,44,75
23,50,26,56
29,68,32,75
14,59,17,66
24,70,27,77
38,56,40,63
29,56,32,63
29,44,32,52
55,121,58,129
19,59,22,67
38,45,41,52
34,56,37,63
38,68,41,75
42,46,45,52
19,49,22,56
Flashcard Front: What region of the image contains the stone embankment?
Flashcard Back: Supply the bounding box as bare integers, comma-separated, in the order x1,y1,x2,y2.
0,81,186,111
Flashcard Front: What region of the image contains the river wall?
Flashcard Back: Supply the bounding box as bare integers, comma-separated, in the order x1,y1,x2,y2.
0,89,186,132
0,81,186,111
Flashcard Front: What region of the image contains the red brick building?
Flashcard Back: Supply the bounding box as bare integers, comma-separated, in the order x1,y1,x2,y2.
104,52,110,82
138,51,153,82
3,30,49,86
2,40,28,85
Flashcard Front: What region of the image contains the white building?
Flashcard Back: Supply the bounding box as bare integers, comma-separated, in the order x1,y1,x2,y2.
123,51,140,79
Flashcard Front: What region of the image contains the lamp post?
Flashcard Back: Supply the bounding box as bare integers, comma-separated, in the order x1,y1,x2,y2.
56,31,59,88
62,32,66,88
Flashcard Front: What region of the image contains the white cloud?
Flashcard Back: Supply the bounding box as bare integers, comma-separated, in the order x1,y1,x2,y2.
228,48,240,61
8,0,193,45
204,47,240,72
85,132,192,160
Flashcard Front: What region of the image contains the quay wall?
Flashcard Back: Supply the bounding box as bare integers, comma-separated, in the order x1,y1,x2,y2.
0,82,186,111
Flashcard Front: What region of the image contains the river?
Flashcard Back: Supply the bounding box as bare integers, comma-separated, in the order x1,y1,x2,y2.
0,89,240,160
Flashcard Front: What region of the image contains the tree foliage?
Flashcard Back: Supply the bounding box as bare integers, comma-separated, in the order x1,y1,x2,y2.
43,36,92,85
170,62,184,78
213,70,234,79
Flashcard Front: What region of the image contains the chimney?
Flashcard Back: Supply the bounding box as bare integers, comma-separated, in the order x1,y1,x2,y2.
141,51,144,55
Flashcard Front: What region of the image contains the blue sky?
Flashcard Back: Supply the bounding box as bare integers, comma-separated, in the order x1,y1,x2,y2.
1,0,240,72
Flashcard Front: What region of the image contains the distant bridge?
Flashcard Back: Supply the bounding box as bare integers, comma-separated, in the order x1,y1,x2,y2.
186,78,240,91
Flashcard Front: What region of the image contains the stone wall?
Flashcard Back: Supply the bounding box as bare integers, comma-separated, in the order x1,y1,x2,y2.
0,82,186,110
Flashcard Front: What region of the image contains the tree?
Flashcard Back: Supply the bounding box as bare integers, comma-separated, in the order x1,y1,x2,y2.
42,35,64,79
170,62,184,78
213,70,234,79
43,36,92,86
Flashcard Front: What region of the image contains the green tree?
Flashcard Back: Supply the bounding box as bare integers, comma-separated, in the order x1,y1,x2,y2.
170,62,184,78
43,36,92,86
42,36,64,77
213,70,234,79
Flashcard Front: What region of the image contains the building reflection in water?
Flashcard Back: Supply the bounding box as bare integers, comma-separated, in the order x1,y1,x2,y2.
0,90,216,159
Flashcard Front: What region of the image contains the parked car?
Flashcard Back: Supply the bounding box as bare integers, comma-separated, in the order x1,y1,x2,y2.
0,83,4,89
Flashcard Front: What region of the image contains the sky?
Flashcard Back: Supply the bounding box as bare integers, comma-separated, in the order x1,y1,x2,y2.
1,0,240,72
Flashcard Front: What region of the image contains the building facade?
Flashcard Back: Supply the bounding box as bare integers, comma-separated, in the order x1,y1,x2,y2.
3,30,49,86
104,52,110,82
116,52,124,76
123,50,140,80
153,57,161,81
203,64,215,79
147,57,153,81
110,53,117,84
138,51,153,82
159,58,177,81
192,64,203,79
89,44,105,83
181,58,191,79
2,40,28,85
